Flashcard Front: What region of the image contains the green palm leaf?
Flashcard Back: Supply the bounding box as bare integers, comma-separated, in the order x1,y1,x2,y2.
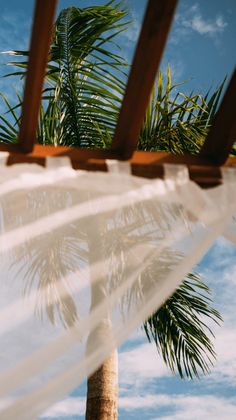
2,2,129,147
144,273,222,378
138,68,226,154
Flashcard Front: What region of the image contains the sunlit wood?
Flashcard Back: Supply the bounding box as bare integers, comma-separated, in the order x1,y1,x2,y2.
200,69,236,165
111,0,178,158
0,142,235,187
18,0,58,153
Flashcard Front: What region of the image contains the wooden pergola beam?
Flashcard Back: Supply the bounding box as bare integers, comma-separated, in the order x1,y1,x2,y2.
18,0,58,153
3,0,235,177
200,68,236,165
0,142,234,188
111,0,178,158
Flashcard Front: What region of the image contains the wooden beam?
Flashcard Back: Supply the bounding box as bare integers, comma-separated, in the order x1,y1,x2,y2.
111,0,177,159
200,68,236,165
0,143,120,171
0,143,212,165
18,0,58,153
0,142,235,187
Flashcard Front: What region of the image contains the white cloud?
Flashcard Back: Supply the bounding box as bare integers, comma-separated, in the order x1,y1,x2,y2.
207,326,236,385
222,263,236,287
151,394,236,420
40,397,85,418
205,237,236,267
172,3,228,44
120,393,171,410
199,238,236,324
119,341,169,387
39,394,236,419
119,393,236,420
185,13,227,36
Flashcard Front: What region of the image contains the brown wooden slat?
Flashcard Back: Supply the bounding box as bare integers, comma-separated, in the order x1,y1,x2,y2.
200,68,236,165
18,0,58,153
0,143,213,165
111,0,178,159
1,143,235,187
0,144,121,172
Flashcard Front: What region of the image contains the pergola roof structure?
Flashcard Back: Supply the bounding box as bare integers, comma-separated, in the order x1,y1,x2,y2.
0,0,235,187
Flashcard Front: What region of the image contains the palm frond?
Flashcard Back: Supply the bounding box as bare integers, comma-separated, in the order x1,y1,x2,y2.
0,93,21,143
2,2,129,147
144,273,222,379
138,67,226,154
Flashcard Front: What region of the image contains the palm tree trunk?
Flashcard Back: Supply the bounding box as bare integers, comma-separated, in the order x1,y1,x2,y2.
85,221,118,420
85,349,118,420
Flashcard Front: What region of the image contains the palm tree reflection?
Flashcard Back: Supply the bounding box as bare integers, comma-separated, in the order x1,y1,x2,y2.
2,183,188,328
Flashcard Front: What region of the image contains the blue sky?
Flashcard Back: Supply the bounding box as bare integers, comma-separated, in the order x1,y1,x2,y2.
0,1,235,419
0,0,235,105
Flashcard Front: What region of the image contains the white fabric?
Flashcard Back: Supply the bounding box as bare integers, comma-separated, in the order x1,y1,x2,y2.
0,155,235,419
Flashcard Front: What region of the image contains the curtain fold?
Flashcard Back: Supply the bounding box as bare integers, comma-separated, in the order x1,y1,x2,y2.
0,154,235,419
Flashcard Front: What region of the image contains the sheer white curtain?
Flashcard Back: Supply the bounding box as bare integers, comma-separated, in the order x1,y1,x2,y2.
0,152,235,420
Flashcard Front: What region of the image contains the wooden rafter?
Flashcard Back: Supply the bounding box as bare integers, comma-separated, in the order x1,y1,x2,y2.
0,142,235,188
200,69,236,165
18,0,58,153
111,0,178,158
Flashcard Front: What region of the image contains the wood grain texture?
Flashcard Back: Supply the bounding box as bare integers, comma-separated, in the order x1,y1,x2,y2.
18,0,58,153
1,143,235,187
200,68,236,165
111,0,178,159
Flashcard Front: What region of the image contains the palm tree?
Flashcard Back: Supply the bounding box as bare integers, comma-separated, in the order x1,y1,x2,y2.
3,3,128,147
0,3,223,419
138,65,226,155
